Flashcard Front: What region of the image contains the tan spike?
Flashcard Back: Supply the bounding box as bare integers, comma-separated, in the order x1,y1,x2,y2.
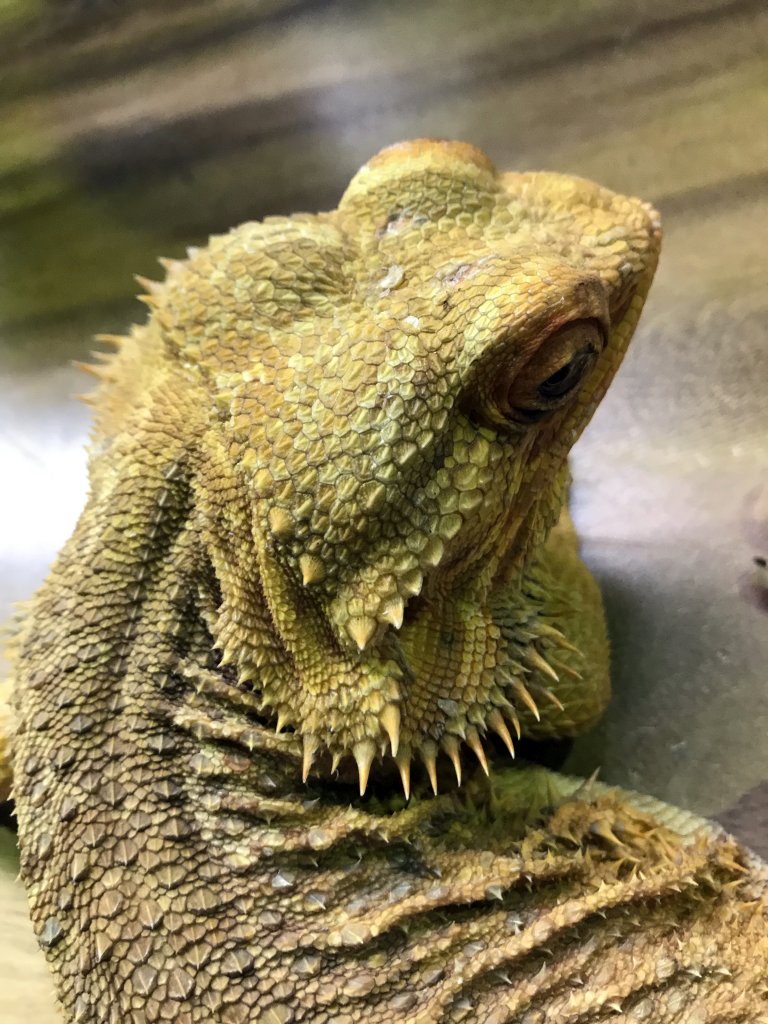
354,740,376,796
380,704,401,757
396,745,412,800
532,621,565,640
572,767,601,801
347,615,377,652
420,741,438,794
590,819,625,849
510,680,540,721
380,597,404,630
301,734,318,783
525,647,560,683
134,273,163,295
330,751,342,774
93,333,124,348
299,553,325,586
267,506,294,538
275,710,289,734
218,647,236,667
505,706,522,739
466,727,489,776
400,569,423,597
534,622,582,654
550,657,583,680
137,293,159,308
532,684,564,712
71,360,104,380
441,735,462,785
487,709,515,758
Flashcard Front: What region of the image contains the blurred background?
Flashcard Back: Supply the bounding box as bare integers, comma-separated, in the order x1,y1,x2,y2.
1,1,766,1016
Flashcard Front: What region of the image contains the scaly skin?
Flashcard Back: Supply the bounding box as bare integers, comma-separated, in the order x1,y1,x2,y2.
7,140,768,1022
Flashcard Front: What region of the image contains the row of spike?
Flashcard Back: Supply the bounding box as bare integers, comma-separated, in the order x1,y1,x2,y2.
295,634,574,798
72,333,125,403
203,565,580,802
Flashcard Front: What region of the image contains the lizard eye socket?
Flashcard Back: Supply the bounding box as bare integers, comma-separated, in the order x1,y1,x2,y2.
504,319,603,424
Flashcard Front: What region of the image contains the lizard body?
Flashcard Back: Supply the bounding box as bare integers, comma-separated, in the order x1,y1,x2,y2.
7,140,768,1021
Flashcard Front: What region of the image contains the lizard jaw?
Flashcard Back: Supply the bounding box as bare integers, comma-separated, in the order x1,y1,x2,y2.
222,590,581,798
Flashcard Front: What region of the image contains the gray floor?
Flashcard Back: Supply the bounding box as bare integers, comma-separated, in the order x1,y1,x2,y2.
1,1,767,1016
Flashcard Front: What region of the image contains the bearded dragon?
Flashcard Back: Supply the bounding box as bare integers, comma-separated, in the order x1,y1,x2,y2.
6,139,768,1022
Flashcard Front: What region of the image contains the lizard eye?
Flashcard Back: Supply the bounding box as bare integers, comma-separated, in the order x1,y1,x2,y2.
504,319,603,424
536,347,594,400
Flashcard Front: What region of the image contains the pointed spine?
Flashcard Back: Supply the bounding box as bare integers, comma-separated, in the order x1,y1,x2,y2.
510,680,540,721
380,597,404,630
380,704,401,757
441,735,462,786
301,734,318,783
396,745,412,800
531,684,564,712
72,360,105,380
299,553,325,586
348,616,377,652
487,709,515,758
354,740,376,796
420,741,438,794
134,274,163,295
466,727,489,776
525,647,560,683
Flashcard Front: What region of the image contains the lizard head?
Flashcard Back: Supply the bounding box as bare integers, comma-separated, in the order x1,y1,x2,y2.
154,139,661,794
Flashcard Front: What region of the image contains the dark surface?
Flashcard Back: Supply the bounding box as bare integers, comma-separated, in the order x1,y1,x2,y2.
1,1,766,1013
